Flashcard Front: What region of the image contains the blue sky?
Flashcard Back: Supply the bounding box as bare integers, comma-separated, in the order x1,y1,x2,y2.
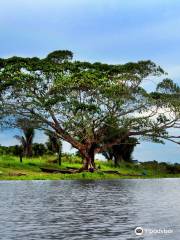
0,0,179,162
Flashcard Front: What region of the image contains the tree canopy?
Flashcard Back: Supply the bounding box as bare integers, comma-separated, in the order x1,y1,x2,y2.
0,50,179,170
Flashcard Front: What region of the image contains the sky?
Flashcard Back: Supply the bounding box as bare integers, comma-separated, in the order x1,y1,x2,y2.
0,0,179,162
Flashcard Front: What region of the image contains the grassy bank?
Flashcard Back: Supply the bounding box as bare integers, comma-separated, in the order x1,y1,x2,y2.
0,155,180,180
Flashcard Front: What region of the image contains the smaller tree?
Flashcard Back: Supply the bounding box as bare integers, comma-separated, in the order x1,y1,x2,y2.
45,131,62,165
102,137,137,167
14,118,35,158
8,145,23,156
101,123,138,167
46,50,73,63
32,143,47,156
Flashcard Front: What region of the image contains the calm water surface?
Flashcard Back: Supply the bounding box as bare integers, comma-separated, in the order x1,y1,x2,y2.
0,179,180,240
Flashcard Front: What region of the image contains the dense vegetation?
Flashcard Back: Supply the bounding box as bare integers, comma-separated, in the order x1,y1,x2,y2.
0,144,48,157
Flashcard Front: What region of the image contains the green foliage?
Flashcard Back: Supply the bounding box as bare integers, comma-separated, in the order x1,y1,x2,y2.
47,50,73,63
102,137,137,166
0,143,49,157
32,143,47,156
45,131,62,154
0,50,179,168
14,118,35,157
157,78,180,94
0,145,23,155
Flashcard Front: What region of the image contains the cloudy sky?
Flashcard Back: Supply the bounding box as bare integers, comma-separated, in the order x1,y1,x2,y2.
0,0,179,162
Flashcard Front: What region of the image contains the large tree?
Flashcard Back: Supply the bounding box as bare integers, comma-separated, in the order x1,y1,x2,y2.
0,51,180,170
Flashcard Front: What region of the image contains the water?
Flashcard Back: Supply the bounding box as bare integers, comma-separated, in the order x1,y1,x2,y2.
0,179,180,240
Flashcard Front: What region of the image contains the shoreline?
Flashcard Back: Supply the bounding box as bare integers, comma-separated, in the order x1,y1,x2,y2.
1,173,180,181
1,155,180,181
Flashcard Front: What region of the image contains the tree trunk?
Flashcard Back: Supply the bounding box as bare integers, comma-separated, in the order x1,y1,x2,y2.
88,144,96,169
58,150,61,166
78,143,97,171
20,152,23,163
80,153,95,171
114,155,123,167
24,144,32,157
82,156,91,170
114,157,119,167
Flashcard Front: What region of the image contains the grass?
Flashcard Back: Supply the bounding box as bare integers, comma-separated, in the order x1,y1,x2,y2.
0,154,180,180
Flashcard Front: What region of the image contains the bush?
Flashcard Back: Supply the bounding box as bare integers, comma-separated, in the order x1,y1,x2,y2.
32,143,47,156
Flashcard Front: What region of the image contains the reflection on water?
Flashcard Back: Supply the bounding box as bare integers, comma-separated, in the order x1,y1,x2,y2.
0,179,180,240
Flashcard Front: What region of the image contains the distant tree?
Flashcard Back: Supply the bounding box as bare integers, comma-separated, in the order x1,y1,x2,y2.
47,50,73,63
102,137,137,167
101,122,138,166
8,145,23,156
14,118,35,157
45,131,62,165
0,145,8,155
32,143,46,156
